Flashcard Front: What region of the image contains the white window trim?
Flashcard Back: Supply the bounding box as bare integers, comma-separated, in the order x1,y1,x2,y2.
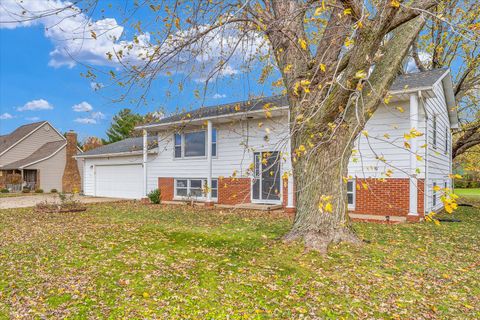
173,178,218,201
173,128,218,160
347,179,356,210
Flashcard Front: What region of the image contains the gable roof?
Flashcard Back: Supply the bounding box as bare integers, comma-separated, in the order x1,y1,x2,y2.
138,95,289,130
76,136,158,158
0,121,47,155
390,68,449,92
138,69,454,130
1,140,66,169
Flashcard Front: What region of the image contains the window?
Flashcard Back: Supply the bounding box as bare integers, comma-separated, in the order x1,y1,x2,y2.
347,180,355,209
174,134,182,158
174,178,218,199
445,127,449,155
433,182,437,207
432,115,437,148
173,129,217,158
212,128,217,157
189,179,203,197
176,179,188,196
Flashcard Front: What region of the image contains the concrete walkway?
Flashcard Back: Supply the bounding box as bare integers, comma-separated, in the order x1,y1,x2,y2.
0,194,124,209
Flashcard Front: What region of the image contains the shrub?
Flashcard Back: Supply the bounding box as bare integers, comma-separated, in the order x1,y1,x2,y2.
0,188,9,193
50,189,58,193
148,189,161,204
35,189,44,193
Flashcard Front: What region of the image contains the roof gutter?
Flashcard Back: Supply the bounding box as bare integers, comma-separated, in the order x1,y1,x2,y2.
74,149,158,159
135,105,290,131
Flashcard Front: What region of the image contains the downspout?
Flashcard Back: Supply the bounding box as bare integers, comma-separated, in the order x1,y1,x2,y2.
418,91,429,215
143,129,148,197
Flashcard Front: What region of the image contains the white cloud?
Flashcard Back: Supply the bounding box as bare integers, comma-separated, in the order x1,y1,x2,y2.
0,0,151,68
17,99,53,111
212,93,226,99
72,101,93,112
74,118,97,124
25,116,40,121
0,1,266,80
90,82,104,91
91,111,105,119
0,113,13,119
406,51,432,72
74,110,105,125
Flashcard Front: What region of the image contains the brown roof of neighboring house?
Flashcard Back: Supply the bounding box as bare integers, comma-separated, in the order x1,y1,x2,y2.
0,121,47,154
1,140,66,170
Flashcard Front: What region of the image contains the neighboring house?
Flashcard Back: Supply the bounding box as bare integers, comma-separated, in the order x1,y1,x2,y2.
0,121,82,192
77,68,458,222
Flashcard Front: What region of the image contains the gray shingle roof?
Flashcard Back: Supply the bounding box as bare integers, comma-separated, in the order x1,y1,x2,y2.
0,121,47,154
141,69,448,128
390,68,448,91
79,136,158,157
1,140,66,169
144,95,289,127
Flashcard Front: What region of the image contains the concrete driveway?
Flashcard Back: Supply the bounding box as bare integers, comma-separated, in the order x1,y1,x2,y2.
0,194,125,209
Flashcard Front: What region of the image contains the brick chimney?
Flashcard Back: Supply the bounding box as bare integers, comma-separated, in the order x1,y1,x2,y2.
62,131,81,193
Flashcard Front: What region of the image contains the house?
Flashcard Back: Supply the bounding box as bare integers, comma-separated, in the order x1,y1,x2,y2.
0,121,82,192
77,68,458,222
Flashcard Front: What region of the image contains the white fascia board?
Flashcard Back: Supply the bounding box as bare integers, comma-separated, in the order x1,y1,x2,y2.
74,149,158,159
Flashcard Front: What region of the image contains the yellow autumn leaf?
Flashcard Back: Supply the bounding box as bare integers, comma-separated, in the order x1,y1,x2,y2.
391,0,400,8
298,38,307,50
433,185,441,192
396,106,405,113
344,38,354,47
343,8,352,15
324,202,333,213
320,63,326,72
355,70,367,79
142,292,150,298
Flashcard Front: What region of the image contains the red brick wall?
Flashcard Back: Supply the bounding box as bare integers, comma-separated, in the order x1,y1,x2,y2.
351,178,424,217
282,177,296,208
218,177,251,205
158,177,174,201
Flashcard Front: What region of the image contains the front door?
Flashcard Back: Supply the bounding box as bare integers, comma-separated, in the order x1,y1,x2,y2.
252,151,281,203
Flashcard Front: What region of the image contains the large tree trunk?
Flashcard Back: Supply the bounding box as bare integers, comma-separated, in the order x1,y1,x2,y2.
284,104,361,253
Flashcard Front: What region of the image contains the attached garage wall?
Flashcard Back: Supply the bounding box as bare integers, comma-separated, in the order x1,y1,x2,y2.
83,155,149,198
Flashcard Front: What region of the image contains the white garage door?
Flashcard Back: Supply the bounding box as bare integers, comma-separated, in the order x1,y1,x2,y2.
95,164,143,199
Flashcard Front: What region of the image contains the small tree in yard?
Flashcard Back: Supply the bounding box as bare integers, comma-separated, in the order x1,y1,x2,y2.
5,0,477,252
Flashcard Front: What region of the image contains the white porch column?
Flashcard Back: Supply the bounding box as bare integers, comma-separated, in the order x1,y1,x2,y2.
409,93,419,216
142,129,148,197
287,174,294,209
206,120,213,204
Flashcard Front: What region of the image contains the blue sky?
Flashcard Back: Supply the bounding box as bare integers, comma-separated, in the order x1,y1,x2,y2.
0,1,273,141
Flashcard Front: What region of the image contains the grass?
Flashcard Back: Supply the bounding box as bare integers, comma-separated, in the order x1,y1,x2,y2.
455,188,480,197
0,203,479,319
0,192,46,198
455,188,480,206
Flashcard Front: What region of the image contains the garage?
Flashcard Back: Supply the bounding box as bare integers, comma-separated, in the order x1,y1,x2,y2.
95,164,143,199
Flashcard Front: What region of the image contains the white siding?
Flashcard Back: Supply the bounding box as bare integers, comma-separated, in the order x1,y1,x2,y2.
147,117,291,194
424,81,453,212
83,155,153,196
347,101,427,179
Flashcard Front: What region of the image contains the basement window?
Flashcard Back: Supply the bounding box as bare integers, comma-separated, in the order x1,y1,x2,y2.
174,178,218,200
347,180,355,210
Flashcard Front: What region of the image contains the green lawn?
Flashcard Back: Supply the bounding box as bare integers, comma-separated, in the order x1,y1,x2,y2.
455,188,480,197
0,203,478,319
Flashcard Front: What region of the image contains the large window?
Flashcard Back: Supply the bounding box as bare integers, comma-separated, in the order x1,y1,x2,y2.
347,180,355,209
174,178,218,199
174,129,217,158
